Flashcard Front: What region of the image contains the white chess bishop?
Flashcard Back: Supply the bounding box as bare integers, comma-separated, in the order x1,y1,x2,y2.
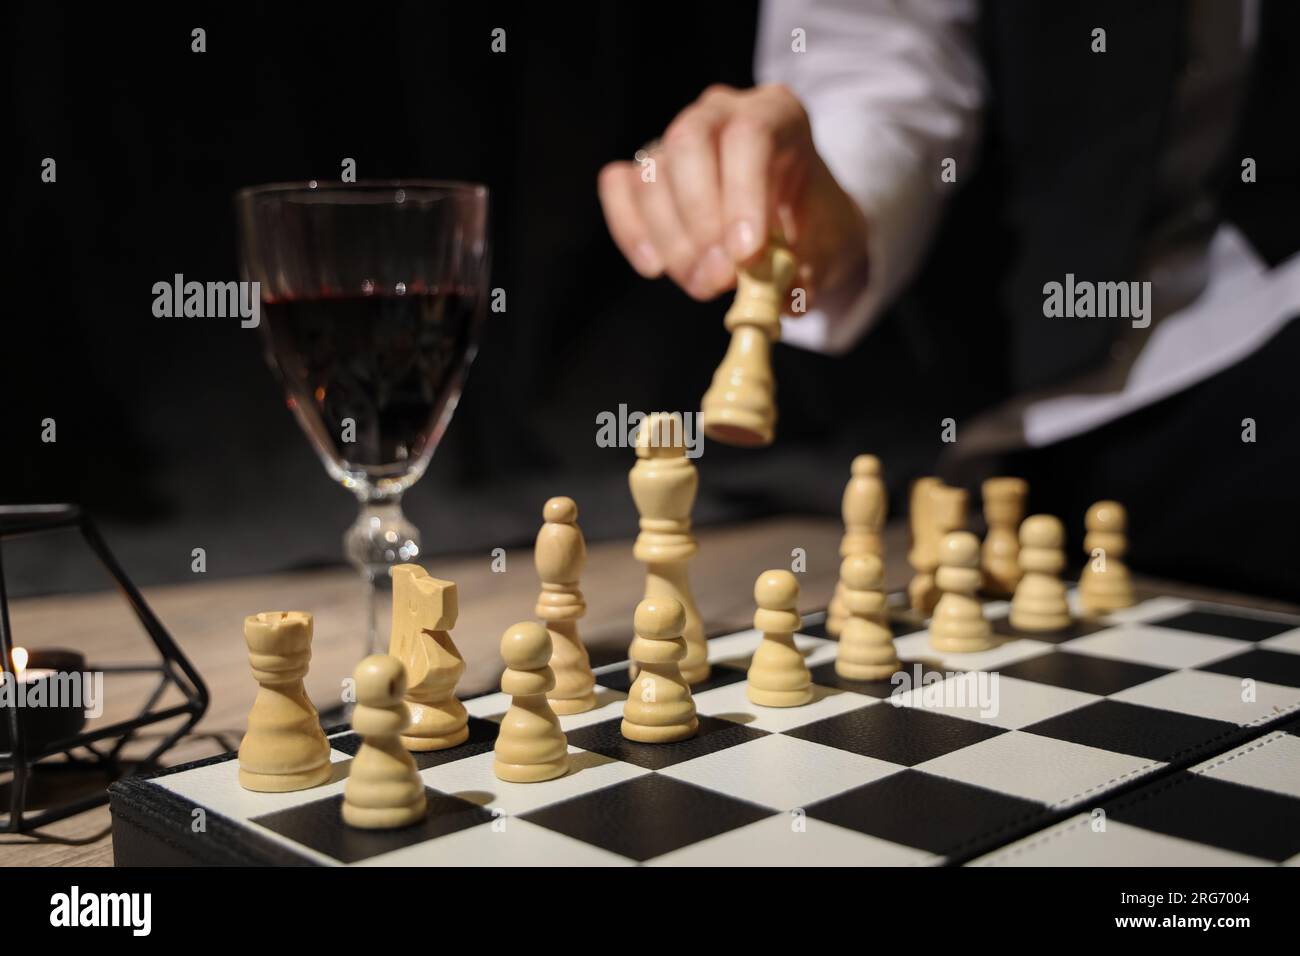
535,496,597,714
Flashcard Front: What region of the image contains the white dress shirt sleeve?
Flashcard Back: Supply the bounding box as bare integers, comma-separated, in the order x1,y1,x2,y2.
756,0,985,353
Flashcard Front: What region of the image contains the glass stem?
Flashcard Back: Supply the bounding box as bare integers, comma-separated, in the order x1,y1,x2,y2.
344,492,421,658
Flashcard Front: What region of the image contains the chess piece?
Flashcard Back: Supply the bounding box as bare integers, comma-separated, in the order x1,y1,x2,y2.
981,477,1028,597
535,496,597,714
629,412,708,684
1079,500,1136,614
494,622,569,783
908,478,969,616
835,554,900,680
827,454,887,637
930,532,995,652
238,611,332,792
747,569,813,707
342,655,427,829
1009,515,1072,632
387,565,468,751
622,597,699,743
700,237,797,447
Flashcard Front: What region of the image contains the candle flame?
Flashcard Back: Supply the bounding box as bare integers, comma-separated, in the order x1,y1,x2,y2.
12,646,28,680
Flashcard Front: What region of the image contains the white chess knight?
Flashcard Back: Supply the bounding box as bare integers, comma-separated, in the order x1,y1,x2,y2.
622,597,699,743
1009,515,1072,632
493,622,570,783
930,532,995,653
835,553,901,680
1078,500,1136,614
342,655,427,830
388,565,468,751
747,569,813,707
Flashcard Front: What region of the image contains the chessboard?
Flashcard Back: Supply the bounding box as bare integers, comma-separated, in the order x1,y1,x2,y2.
109,589,1300,866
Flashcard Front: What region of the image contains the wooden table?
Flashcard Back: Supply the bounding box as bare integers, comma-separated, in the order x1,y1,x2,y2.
2,516,1292,866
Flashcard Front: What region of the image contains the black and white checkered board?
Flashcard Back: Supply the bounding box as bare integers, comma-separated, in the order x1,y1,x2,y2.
109,590,1300,866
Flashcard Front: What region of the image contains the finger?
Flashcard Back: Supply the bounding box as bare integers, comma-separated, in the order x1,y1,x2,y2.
663,104,734,298
631,157,704,296
719,84,811,264
597,162,663,277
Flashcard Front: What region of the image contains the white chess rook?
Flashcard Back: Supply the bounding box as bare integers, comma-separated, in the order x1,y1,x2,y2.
238,611,332,793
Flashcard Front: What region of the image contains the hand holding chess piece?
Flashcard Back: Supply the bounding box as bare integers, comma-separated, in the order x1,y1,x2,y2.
700,237,797,447
342,655,427,829
827,454,886,637
747,569,813,707
238,611,331,792
494,622,569,783
1009,515,1072,632
930,532,995,653
981,477,1028,597
622,597,699,743
835,554,900,680
388,565,468,751
535,496,597,714
1078,500,1136,614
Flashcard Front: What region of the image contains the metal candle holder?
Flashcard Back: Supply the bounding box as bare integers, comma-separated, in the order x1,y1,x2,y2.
0,504,208,833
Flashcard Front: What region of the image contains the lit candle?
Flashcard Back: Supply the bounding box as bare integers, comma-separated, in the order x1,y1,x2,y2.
7,647,56,685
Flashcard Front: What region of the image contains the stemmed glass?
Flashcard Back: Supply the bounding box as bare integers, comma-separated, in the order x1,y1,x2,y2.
237,180,489,654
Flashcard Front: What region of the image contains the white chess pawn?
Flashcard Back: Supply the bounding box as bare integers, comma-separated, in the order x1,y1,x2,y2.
835,554,901,680
747,569,813,707
238,611,331,792
622,598,699,743
535,496,597,714
1079,500,1136,614
930,532,995,652
342,655,427,829
827,454,886,637
1009,515,1072,632
493,622,569,783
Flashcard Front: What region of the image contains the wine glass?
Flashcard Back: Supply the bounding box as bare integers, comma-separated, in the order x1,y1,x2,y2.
236,180,489,654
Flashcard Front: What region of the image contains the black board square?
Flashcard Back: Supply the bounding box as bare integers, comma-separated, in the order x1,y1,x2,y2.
806,769,1044,857
785,704,1004,766
564,715,767,770
1023,700,1238,762
596,664,747,696
1109,772,1300,862
521,773,773,862
797,617,920,642
1198,649,1300,689
328,716,499,770
807,659,952,699
1147,608,1299,642
992,616,1107,644
252,789,493,864
999,651,1169,696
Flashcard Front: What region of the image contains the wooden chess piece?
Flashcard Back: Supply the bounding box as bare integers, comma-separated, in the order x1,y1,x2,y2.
747,569,813,707
622,597,699,743
1009,515,1072,632
835,554,900,680
628,412,708,684
494,622,570,783
387,565,468,751
1079,500,1136,614
342,654,427,829
908,478,969,616
827,454,887,637
981,477,1028,597
930,532,995,652
535,496,597,714
238,611,332,792
700,237,797,447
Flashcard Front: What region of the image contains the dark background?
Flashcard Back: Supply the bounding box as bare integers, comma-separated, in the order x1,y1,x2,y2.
5,1,1298,598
